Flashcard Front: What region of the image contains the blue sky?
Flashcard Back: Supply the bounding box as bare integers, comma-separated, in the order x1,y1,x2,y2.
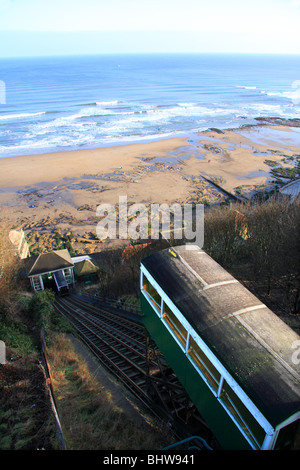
0,0,300,56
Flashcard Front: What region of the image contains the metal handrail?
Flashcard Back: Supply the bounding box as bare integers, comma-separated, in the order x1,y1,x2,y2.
40,327,66,450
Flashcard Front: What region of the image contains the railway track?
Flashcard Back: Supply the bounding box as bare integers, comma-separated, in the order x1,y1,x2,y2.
53,294,215,445
54,295,151,402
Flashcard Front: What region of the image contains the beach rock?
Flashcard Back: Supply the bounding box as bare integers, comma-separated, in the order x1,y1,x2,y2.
77,204,94,211
254,117,300,127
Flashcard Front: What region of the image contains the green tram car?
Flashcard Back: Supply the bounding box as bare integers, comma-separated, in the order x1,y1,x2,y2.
140,245,300,450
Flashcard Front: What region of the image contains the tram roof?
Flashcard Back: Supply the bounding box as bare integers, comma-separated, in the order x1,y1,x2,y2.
141,245,300,428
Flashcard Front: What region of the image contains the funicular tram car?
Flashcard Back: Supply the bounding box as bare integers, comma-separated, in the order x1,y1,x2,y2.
140,245,300,450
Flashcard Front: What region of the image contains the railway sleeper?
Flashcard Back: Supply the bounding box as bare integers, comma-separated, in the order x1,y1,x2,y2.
61,299,145,338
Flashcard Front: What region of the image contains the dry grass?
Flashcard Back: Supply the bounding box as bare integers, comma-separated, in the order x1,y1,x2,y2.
46,333,175,450
203,196,300,316
0,353,58,450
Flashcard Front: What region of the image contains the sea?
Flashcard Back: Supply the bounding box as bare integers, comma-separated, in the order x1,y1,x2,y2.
0,53,300,158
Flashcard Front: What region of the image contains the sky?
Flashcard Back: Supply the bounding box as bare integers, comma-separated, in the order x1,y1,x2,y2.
0,0,300,57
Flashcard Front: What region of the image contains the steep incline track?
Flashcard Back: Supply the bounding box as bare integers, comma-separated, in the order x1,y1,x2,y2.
54,294,215,446
54,295,151,404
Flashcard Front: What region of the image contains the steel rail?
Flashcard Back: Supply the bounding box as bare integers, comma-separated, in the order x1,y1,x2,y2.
58,298,147,359
54,299,189,410
40,326,66,450
54,296,216,445
57,298,186,389
62,297,146,350
67,295,144,334
53,301,150,401
54,301,147,369
78,292,142,315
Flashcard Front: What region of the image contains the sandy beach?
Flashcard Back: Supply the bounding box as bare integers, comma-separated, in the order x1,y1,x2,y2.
1,123,300,254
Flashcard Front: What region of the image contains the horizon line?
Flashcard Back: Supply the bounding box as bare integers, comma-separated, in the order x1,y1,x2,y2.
1,51,300,59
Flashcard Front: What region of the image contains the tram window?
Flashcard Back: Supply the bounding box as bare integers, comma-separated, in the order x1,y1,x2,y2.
142,275,161,312
221,380,265,448
188,336,221,391
162,302,187,347
275,420,300,450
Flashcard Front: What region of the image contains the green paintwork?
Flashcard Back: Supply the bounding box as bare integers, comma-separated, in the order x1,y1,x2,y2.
141,294,253,450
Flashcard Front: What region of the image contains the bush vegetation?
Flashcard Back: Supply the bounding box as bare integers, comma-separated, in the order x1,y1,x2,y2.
0,221,174,450
46,334,174,450
105,195,300,321
204,196,300,317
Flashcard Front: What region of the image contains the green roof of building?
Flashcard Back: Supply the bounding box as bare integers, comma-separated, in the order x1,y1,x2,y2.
74,259,99,276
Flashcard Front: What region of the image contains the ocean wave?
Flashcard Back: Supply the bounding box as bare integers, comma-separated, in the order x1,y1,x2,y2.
177,102,198,107
75,100,121,107
2,99,298,157
241,101,299,119
33,107,118,130
265,90,300,103
96,100,120,106
19,102,245,147
0,131,99,153
142,104,238,120
31,103,240,133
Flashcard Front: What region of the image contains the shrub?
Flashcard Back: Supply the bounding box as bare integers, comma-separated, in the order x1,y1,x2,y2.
0,220,22,319
24,290,55,339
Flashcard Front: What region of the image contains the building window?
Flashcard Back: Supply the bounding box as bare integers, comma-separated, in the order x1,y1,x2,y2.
188,336,221,391
162,302,188,348
142,274,161,313
64,268,73,285
220,380,266,448
32,276,43,291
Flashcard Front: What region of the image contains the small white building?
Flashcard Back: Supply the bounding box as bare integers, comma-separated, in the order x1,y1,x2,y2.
25,249,74,293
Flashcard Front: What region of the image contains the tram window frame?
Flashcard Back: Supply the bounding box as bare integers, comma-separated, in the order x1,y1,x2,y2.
274,419,300,450
142,274,162,313
187,336,221,392
220,380,266,448
162,302,188,348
